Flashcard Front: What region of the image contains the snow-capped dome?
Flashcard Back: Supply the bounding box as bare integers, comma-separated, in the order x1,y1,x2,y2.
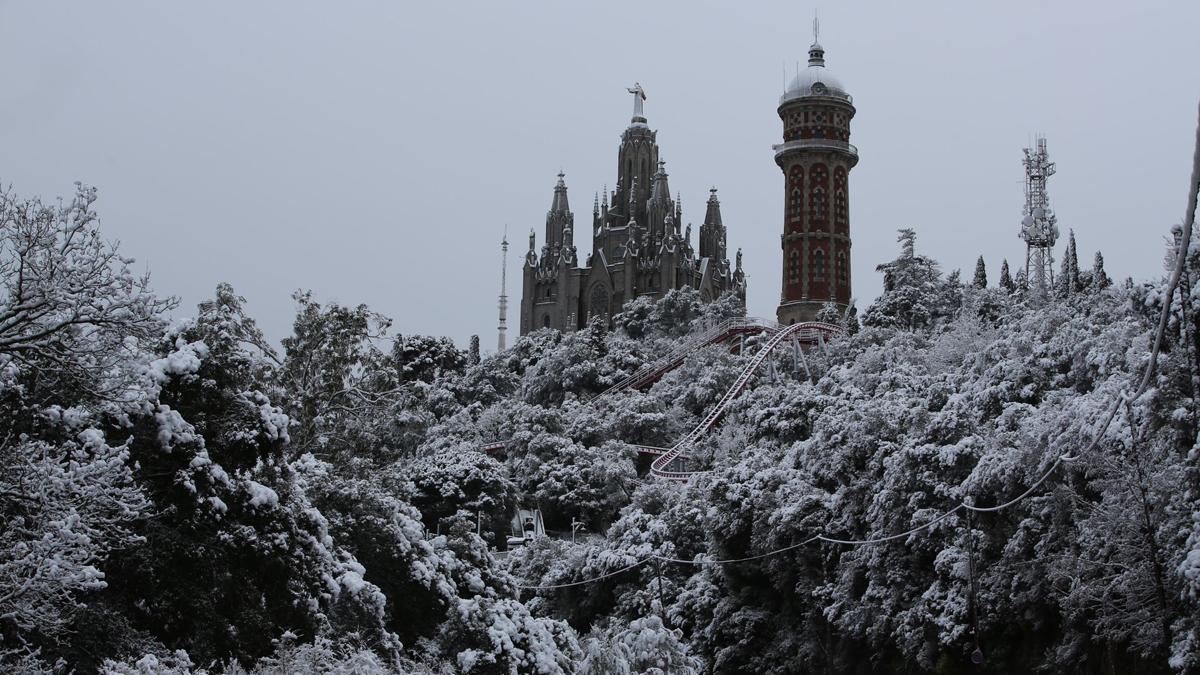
781,65,849,104
780,34,852,105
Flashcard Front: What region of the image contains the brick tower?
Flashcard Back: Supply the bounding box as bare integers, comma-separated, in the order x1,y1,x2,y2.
774,20,857,325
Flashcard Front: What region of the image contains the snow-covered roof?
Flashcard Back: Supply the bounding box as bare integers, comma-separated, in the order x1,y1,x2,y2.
780,42,851,105
781,66,848,104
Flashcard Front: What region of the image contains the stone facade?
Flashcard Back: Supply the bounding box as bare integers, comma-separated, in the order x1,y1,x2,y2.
774,35,858,325
520,94,745,335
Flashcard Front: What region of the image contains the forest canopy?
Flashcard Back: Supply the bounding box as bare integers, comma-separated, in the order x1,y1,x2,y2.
1,181,1199,674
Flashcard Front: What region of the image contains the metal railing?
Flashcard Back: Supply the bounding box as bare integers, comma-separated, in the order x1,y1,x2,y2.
649,321,842,481
586,316,780,403
772,138,858,159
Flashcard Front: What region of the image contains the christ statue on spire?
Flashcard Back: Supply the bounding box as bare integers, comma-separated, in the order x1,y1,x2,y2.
627,82,646,118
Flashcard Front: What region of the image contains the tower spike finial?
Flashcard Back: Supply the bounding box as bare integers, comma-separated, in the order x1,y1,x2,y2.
813,10,819,44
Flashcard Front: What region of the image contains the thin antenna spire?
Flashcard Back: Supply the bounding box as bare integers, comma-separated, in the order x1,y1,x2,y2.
813,10,820,43
498,228,510,351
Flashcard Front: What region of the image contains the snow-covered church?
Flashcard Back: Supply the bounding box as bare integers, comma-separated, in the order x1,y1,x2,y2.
519,85,746,335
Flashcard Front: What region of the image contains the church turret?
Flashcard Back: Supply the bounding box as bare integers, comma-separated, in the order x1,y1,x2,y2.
699,187,727,261
649,160,677,246
544,171,573,251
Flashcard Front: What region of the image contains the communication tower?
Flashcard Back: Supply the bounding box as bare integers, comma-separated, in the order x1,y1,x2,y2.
498,230,509,351
1020,137,1059,298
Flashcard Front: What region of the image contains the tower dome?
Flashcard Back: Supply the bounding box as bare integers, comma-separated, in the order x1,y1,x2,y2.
781,18,851,105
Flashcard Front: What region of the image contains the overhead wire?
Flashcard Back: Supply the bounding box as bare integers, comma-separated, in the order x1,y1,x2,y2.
513,558,649,590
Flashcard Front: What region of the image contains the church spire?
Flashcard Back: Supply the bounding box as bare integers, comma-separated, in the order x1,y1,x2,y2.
700,187,727,260
550,171,570,213
651,160,671,203
544,172,574,252
703,187,723,228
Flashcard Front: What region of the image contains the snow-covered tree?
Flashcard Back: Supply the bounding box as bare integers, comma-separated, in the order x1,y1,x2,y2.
1057,229,1081,296
1093,250,1112,289
815,301,842,325
0,184,173,395
972,255,987,288
579,616,703,674
862,229,958,330
392,333,467,384
280,292,394,459
0,434,149,643
999,258,1015,292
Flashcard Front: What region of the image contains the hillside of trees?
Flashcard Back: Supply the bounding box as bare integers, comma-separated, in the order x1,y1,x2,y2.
3,181,1200,673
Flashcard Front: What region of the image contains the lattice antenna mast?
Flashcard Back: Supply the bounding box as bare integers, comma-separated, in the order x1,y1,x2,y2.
1019,136,1059,298
498,228,509,351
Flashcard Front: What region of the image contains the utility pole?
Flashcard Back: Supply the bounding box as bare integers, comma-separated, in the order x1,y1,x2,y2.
654,557,667,624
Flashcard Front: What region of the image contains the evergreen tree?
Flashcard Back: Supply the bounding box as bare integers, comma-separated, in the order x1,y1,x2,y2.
815,301,843,325
469,335,481,364
1094,250,1112,289
999,258,1015,292
973,255,988,288
862,229,954,330
1058,229,1080,296
392,334,467,384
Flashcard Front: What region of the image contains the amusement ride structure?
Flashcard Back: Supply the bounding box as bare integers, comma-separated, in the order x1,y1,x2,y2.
482,318,844,481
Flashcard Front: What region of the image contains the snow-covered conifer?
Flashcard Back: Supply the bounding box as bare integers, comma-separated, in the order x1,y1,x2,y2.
973,255,987,288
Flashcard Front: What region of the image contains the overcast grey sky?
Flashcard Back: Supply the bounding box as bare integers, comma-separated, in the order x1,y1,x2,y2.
2,2,1197,349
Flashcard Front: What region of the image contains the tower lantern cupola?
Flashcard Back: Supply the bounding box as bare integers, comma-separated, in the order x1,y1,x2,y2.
808,19,825,67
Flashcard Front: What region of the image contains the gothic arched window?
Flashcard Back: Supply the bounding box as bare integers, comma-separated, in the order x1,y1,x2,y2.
788,166,804,228
834,167,848,232
788,249,801,285
542,314,551,329
810,164,829,224
837,251,848,286
813,249,826,281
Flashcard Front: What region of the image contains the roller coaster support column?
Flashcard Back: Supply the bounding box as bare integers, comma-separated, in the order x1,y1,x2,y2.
766,355,778,383
796,337,813,381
